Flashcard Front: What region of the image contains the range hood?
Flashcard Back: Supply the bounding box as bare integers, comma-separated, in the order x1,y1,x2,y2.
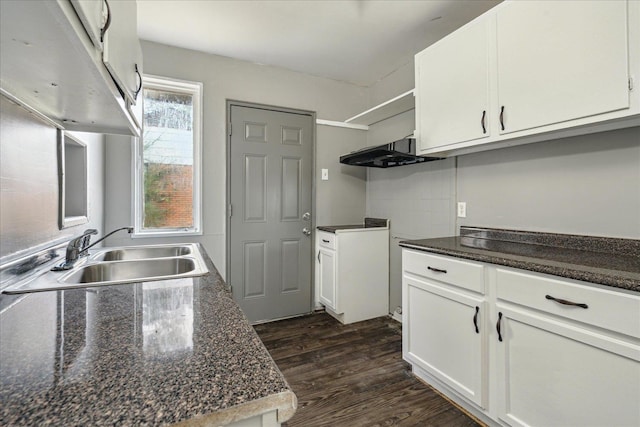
339,138,442,168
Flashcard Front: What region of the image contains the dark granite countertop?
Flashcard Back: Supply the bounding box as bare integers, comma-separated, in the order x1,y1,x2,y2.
400,227,640,293
317,217,389,233
0,245,296,426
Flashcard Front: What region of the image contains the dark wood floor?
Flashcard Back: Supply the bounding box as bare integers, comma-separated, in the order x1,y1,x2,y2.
254,313,481,427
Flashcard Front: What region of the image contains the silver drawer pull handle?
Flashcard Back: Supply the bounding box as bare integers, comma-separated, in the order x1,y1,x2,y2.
545,294,588,309
428,266,447,274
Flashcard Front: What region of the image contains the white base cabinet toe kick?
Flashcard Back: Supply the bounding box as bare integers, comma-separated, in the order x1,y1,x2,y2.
402,249,640,427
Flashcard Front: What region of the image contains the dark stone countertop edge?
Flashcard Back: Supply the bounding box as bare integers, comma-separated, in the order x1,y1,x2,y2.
399,241,639,293
173,391,297,426
317,217,389,233
187,244,298,424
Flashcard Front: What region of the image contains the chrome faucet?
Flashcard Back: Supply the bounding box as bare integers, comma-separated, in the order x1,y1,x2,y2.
52,226,133,271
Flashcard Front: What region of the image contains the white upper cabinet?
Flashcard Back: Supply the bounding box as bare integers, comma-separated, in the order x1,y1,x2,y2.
415,16,490,152
415,0,639,157
496,1,629,135
70,0,107,50
0,0,141,136
103,0,142,105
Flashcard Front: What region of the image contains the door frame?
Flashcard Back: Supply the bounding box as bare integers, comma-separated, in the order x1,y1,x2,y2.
225,100,317,319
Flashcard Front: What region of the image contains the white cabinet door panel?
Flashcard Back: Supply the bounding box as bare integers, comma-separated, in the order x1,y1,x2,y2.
416,16,490,152
404,277,485,407
103,0,140,104
496,1,629,134
70,0,105,50
496,305,640,427
318,249,337,312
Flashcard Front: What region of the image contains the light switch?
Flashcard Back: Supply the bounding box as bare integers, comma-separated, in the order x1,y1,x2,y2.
321,168,329,181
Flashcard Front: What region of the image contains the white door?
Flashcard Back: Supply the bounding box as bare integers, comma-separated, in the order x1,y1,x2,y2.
495,304,640,427
496,0,629,134
403,277,485,407
416,14,490,153
229,104,313,323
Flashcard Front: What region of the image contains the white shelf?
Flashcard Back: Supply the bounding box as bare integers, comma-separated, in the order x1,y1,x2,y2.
315,119,369,131
345,89,415,126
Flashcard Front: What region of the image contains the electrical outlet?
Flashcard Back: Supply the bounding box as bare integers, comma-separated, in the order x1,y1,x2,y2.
457,202,467,218
321,168,329,181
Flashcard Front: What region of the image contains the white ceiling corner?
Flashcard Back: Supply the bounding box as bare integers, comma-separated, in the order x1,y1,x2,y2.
137,0,502,87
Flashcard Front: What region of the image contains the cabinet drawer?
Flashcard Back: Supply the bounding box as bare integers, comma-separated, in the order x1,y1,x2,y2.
403,250,485,294
317,231,335,250
496,268,640,338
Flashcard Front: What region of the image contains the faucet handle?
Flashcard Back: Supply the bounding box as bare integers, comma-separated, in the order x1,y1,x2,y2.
82,229,99,236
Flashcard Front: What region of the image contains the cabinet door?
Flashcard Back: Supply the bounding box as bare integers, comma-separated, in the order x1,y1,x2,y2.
103,0,141,104
70,0,106,50
318,248,337,312
403,276,485,407
496,1,629,135
416,16,490,153
495,305,640,427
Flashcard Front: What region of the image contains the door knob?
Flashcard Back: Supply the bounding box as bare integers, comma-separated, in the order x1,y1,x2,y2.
303,212,311,221
302,227,311,236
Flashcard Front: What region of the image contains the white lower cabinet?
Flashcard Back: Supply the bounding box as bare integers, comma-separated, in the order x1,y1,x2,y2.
402,249,640,426
404,276,486,407
315,228,389,324
495,304,640,427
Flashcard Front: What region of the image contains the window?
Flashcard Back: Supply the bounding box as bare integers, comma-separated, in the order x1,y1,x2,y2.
134,75,202,236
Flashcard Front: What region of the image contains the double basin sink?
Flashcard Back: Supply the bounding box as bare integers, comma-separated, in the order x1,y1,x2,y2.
3,244,209,294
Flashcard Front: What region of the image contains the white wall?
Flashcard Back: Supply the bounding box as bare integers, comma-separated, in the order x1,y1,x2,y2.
0,95,105,264
104,41,370,278
366,109,456,315
457,127,640,238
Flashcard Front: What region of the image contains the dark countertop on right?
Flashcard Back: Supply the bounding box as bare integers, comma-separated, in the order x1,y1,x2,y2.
399,227,640,293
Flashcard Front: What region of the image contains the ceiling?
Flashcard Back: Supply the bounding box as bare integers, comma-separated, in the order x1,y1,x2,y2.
137,0,501,87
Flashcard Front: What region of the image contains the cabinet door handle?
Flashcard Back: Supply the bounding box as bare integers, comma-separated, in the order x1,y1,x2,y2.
481,110,486,134
499,106,505,131
496,312,503,342
427,266,447,274
317,251,321,263
134,64,142,100
100,0,112,43
473,306,480,334
322,239,330,243
545,294,588,309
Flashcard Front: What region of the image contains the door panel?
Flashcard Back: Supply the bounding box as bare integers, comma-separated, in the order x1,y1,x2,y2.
244,155,267,222
281,157,301,220
281,240,301,292
243,241,266,298
229,105,313,323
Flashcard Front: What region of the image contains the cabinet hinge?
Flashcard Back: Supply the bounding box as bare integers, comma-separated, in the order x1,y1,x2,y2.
629,77,634,91
228,204,233,218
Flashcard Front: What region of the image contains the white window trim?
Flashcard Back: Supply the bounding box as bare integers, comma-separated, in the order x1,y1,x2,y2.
133,74,203,238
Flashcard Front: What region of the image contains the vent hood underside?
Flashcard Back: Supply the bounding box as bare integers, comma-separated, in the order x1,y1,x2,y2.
339,138,442,168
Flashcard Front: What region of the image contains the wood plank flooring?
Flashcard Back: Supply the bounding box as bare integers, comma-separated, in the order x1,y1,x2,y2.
254,313,482,427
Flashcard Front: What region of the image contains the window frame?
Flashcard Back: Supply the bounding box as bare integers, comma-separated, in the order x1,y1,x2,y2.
133,74,203,238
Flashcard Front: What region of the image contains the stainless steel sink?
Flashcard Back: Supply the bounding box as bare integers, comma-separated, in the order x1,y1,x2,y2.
2,244,209,294
61,258,198,284
91,245,193,261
